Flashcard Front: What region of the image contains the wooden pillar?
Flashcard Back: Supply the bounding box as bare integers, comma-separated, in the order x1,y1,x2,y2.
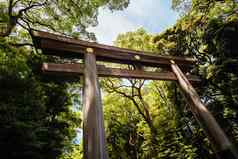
170,60,238,159
83,48,108,159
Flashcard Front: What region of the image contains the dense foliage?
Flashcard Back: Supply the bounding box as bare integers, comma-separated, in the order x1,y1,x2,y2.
0,0,238,158
155,0,238,157
0,0,129,158
161,0,238,141
101,29,198,158
0,0,129,39
0,38,82,158
103,0,238,158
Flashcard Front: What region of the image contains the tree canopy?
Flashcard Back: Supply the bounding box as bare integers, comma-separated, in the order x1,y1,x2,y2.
0,0,238,158
0,0,130,158
0,0,129,39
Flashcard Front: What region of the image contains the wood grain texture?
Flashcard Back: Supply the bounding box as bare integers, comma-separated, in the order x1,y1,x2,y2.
32,30,195,69
42,63,201,82
83,53,108,159
171,62,238,158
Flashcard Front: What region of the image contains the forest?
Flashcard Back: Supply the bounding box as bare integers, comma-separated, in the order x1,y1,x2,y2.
0,0,238,158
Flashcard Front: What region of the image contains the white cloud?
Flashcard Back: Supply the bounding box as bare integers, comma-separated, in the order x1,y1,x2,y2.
88,0,179,45
127,0,165,18
87,9,141,45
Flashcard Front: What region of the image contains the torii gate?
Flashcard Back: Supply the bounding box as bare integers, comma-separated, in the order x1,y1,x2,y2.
32,31,238,159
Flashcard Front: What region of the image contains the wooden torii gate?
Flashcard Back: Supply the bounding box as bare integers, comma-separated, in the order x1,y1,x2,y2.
32,31,238,159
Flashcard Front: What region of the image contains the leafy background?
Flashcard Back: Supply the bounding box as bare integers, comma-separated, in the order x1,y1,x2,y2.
0,0,238,158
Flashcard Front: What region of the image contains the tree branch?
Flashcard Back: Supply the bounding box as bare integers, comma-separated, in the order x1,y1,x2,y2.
9,42,34,48
1,0,48,37
12,0,21,8
18,1,48,17
8,0,14,16
104,78,147,120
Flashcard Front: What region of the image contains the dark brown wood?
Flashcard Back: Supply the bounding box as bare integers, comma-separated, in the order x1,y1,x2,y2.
83,53,108,159
42,63,201,82
171,61,238,158
32,30,195,69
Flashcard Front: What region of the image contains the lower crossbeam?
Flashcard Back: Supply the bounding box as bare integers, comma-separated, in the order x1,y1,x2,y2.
42,63,201,82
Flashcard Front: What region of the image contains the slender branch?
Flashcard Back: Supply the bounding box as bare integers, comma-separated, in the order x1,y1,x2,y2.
8,0,14,16
9,42,33,48
153,82,169,105
104,79,147,120
18,1,48,17
1,0,47,37
137,86,153,122
16,20,29,31
23,12,69,36
104,78,158,150
12,0,21,8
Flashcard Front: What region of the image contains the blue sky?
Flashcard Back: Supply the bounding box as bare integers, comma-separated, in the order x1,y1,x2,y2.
87,0,179,45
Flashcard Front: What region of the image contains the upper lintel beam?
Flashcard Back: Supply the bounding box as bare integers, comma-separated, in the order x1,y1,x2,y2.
32,31,196,68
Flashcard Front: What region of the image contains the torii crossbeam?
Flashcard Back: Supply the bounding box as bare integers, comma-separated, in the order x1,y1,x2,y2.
32,31,238,159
